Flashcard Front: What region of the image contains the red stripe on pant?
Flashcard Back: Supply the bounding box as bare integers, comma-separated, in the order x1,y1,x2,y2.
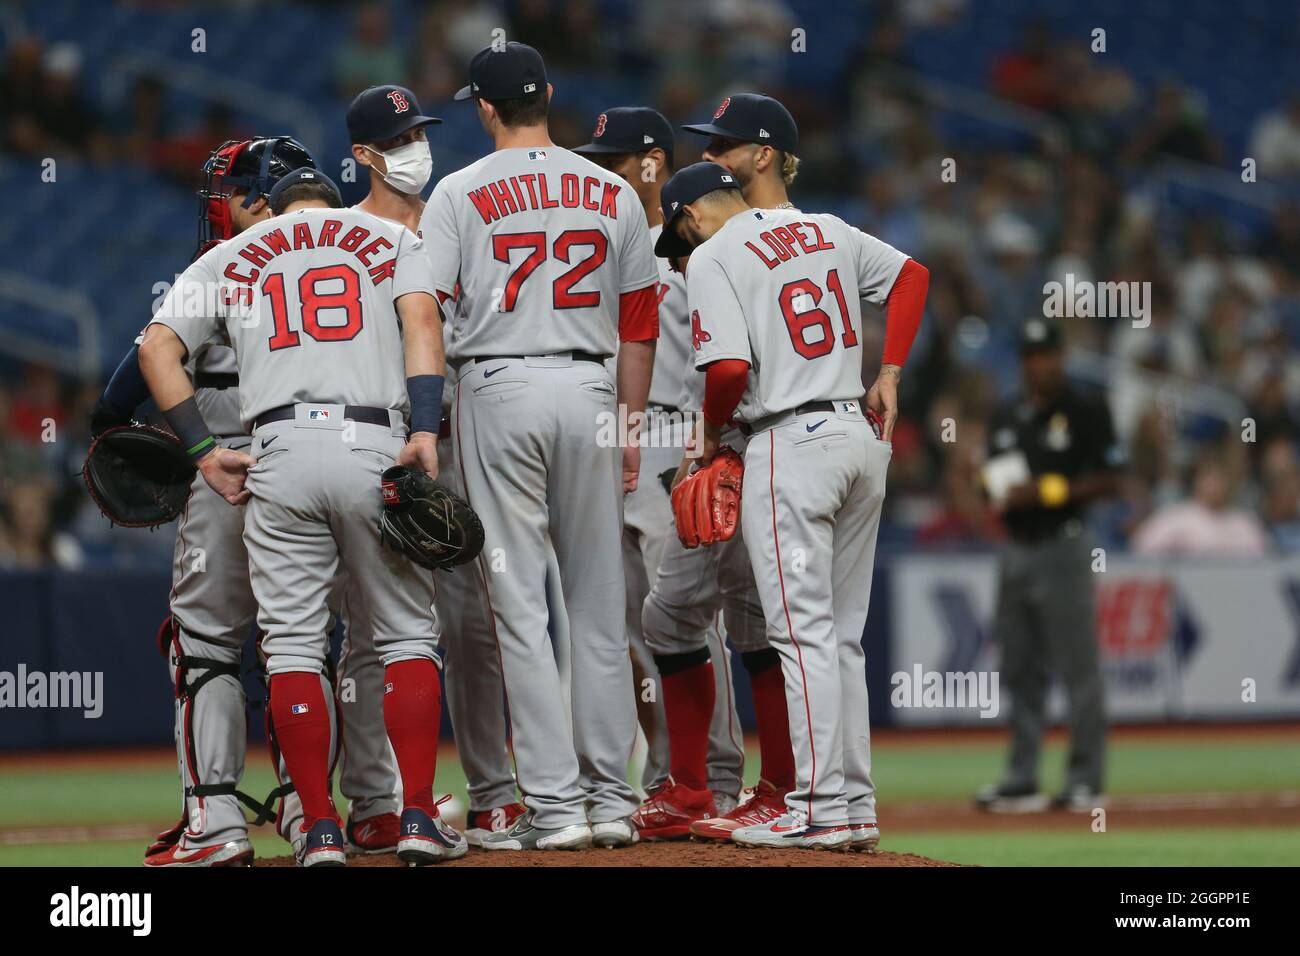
768,429,817,822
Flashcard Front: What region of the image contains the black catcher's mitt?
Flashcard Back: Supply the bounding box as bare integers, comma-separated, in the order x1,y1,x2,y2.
83,424,195,528
379,465,485,571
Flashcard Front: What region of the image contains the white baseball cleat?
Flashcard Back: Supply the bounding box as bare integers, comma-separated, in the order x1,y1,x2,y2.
479,815,593,851
731,812,852,850
849,822,880,852
591,817,640,848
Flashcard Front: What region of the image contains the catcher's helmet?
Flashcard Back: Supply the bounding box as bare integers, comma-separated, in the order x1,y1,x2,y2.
196,135,316,256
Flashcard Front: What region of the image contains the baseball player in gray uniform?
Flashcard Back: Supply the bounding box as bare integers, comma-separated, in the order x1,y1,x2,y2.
419,43,659,850
93,137,323,867
140,169,467,867
657,162,927,849
347,83,525,844
632,94,808,843
573,107,745,812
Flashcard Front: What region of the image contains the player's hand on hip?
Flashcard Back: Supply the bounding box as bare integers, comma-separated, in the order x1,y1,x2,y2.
399,431,440,480
198,447,255,506
866,364,901,442
623,444,640,494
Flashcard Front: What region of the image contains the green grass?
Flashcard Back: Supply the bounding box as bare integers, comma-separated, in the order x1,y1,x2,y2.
893,827,1300,867
1,732,1294,866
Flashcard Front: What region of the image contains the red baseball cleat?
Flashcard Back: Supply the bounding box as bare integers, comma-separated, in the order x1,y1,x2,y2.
631,779,716,840
689,779,786,841
143,817,185,859
464,802,528,847
143,838,253,868
345,811,401,855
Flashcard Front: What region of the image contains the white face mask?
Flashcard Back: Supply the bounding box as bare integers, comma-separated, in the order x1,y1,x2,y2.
367,139,432,195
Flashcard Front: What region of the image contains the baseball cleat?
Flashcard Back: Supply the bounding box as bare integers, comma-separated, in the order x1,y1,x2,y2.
591,816,640,848
144,818,186,859
143,838,254,868
396,806,469,865
631,779,716,840
297,819,347,867
464,802,528,847
849,822,880,852
1051,786,1108,813
345,811,400,855
974,783,1051,814
731,812,852,850
689,778,785,841
478,814,593,851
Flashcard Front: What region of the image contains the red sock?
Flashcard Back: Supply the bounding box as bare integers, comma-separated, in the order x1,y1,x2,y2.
749,661,796,791
661,660,714,792
383,658,441,815
269,672,337,829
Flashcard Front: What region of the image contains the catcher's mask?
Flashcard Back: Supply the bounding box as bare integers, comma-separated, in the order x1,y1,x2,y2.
196,135,315,257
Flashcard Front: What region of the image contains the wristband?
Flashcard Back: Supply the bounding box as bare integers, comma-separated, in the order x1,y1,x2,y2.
161,396,217,462
407,374,445,436
1037,473,1070,508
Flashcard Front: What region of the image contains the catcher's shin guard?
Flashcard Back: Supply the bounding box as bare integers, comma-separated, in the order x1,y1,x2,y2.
167,619,291,847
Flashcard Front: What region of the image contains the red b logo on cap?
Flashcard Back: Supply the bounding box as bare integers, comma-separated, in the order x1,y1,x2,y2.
594,113,608,138
713,97,731,119
387,90,410,114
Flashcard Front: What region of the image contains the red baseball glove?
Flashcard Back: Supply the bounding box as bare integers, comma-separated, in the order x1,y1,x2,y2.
671,445,744,549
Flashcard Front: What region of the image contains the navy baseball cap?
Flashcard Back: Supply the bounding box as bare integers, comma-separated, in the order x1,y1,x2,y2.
454,42,547,102
573,107,674,156
654,162,741,258
682,93,798,154
347,85,441,144
269,167,342,211
1019,318,1064,354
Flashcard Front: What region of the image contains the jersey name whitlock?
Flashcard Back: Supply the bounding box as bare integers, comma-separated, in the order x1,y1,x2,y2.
467,173,623,224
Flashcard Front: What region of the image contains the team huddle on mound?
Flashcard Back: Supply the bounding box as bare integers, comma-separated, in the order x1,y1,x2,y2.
90,40,927,867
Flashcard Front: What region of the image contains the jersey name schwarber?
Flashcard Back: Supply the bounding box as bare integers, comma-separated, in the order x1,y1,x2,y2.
149,206,433,429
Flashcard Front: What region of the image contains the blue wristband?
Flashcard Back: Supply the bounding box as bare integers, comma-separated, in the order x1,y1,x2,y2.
407,374,444,435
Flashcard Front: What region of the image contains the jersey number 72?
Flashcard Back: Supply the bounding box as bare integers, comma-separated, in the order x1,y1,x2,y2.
779,268,858,360
492,230,608,312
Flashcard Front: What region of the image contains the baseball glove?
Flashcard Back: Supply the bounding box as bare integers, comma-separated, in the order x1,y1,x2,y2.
379,465,485,571
671,445,744,549
82,424,195,528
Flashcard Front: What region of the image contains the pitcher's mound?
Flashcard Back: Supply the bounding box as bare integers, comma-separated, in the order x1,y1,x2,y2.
258,842,962,867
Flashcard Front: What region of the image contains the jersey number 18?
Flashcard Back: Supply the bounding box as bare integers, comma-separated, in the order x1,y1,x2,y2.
263,265,364,351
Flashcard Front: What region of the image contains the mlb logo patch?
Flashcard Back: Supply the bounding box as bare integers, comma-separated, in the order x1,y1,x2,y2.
523,82,537,93
841,401,858,414
528,149,547,161
308,408,330,420
291,703,309,715
721,174,734,183
384,682,394,694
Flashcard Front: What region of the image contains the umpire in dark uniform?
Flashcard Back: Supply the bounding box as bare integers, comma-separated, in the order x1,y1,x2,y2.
976,318,1122,812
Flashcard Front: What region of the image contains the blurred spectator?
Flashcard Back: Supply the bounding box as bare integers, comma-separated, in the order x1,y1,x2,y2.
0,36,46,156
0,480,83,569
2,40,108,161
112,74,169,166
990,19,1059,112
1248,95,1300,180
916,461,1005,548
1124,82,1221,168
1132,455,1270,556
153,104,247,188
334,2,407,100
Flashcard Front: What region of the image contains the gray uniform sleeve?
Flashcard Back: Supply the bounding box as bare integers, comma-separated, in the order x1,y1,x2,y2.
393,228,437,302
418,179,461,297
848,223,909,306
148,251,222,358
617,191,659,293
689,251,751,368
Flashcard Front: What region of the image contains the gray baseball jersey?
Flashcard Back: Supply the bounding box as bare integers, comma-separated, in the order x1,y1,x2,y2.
689,207,907,420
689,205,909,829
151,207,432,428
424,145,659,831
647,224,693,410
418,146,657,359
